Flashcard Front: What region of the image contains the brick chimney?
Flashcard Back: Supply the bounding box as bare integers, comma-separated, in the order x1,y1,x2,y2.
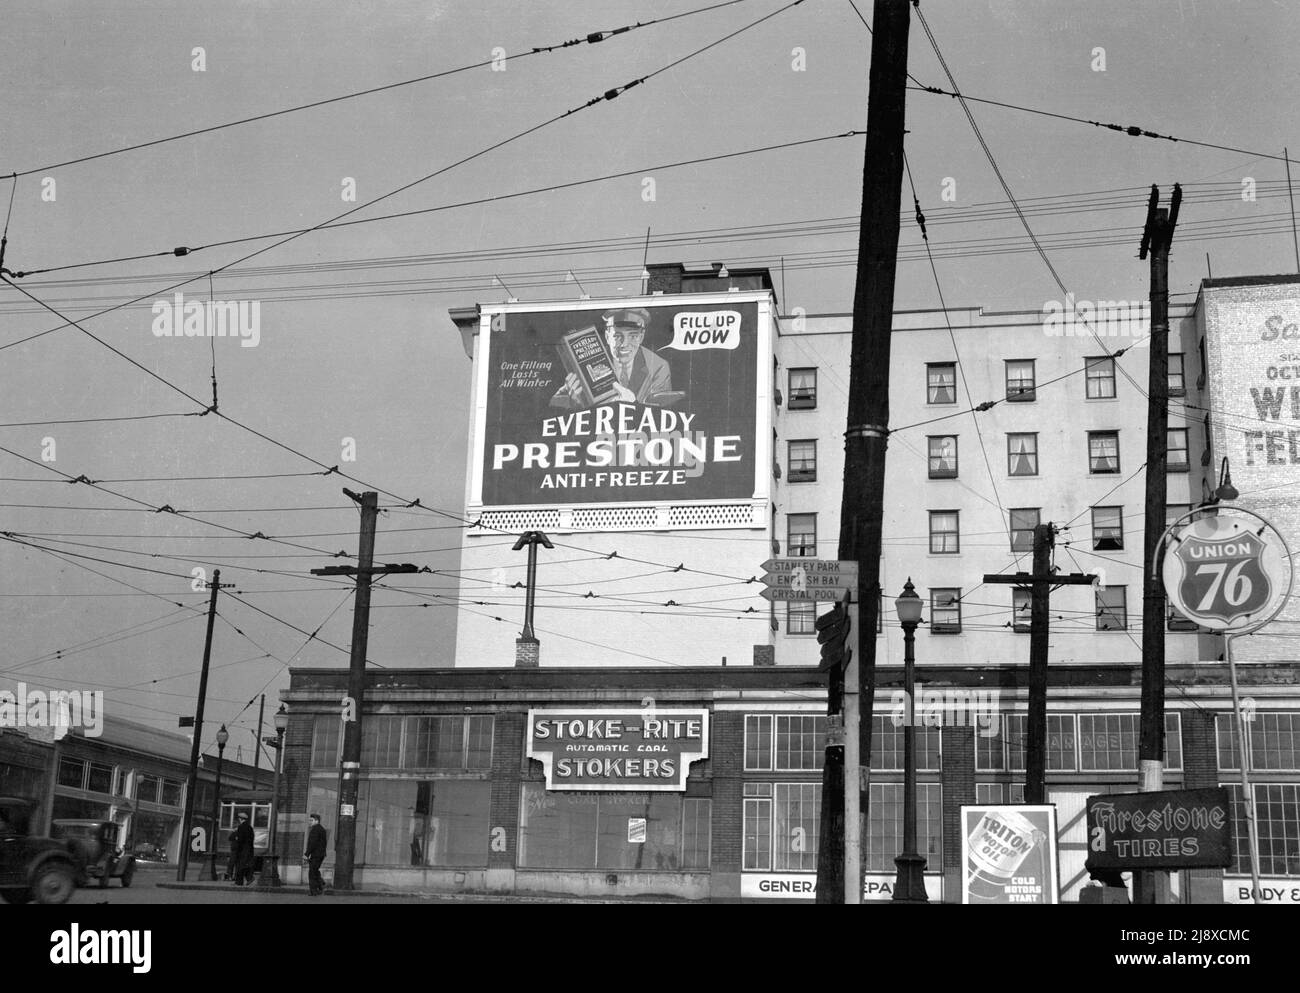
753,644,775,667
515,636,540,668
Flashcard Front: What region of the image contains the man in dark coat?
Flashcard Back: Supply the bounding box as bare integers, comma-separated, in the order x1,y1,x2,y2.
303,813,328,896
232,812,255,885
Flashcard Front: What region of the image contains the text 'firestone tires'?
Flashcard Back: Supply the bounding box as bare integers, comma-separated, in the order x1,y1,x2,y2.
32,864,75,905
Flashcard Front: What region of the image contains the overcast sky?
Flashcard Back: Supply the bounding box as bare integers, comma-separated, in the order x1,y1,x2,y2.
2,0,1297,761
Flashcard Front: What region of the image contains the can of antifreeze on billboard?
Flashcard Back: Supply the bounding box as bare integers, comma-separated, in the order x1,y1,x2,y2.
966,809,1042,903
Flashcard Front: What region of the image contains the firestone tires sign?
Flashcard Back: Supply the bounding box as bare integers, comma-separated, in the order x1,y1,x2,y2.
1162,514,1289,633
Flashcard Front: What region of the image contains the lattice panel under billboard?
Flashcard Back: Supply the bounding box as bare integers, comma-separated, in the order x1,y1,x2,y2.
569,506,659,530
669,504,755,527
474,510,560,533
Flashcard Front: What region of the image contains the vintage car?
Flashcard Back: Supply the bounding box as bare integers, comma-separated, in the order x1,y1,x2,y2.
51,819,137,888
0,797,78,904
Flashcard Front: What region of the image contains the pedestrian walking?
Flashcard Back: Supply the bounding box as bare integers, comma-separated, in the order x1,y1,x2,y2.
304,813,327,896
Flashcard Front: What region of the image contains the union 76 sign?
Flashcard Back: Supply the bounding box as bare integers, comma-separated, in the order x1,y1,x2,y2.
1162,514,1288,633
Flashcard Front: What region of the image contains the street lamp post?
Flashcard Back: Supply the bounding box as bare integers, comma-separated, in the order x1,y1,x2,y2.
258,705,288,887
892,578,928,903
208,725,229,881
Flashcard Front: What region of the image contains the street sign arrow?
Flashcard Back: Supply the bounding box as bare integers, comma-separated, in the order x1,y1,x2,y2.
759,586,819,602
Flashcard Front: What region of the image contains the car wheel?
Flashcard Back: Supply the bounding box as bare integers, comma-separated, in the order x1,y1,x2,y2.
120,862,135,888
32,864,75,905
99,869,111,889
0,887,32,905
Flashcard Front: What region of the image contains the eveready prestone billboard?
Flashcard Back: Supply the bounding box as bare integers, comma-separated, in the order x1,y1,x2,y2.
471,298,767,513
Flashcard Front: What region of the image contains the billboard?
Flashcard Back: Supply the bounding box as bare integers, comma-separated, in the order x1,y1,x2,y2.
526,708,709,791
472,299,766,516
1085,788,1232,871
960,805,1059,904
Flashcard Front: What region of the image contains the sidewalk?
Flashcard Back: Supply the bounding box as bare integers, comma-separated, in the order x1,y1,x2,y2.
155,876,693,904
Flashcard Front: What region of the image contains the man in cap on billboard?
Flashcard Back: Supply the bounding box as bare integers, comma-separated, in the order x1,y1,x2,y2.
552,307,677,408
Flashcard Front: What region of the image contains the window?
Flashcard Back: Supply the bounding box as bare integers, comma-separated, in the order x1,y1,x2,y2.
1075,713,1182,771
745,714,827,772
1007,433,1039,476
786,600,816,635
976,783,1026,805
405,716,494,770
742,782,820,872
517,786,708,871
1091,506,1124,550
160,779,183,807
930,588,961,633
1096,586,1127,630
927,362,956,404
312,716,341,770
1005,359,1036,401
363,780,491,868
1088,431,1120,473
86,763,113,795
1047,715,1077,771
928,511,959,554
870,716,942,771
1012,589,1032,633
787,440,816,482
1225,783,1300,876
976,713,1027,772
865,783,943,872
1168,352,1186,396
788,368,817,409
57,757,86,789
1167,428,1189,472
135,774,159,804
787,514,816,557
927,435,958,478
361,715,403,769
1216,712,1300,771
1166,503,1192,528
1085,356,1116,398
1010,508,1040,553
1168,601,1199,632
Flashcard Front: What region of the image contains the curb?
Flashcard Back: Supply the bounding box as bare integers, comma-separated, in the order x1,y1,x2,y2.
152,881,693,904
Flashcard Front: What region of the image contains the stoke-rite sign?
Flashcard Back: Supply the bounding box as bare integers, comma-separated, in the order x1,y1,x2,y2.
1086,788,1233,871
1162,515,1285,632
526,708,709,791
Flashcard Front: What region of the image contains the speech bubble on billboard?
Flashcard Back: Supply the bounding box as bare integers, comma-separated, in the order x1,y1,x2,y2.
662,310,742,351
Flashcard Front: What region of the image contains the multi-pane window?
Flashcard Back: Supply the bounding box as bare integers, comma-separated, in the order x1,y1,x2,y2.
870,716,942,772
1216,712,1300,771
745,714,827,771
927,362,956,404
930,588,961,633
865,783,943,872
1168,352,1186,396
1096,586,1127,630
1012,589,1033,633
86,763,114,795
786,600,816,635
405,715,494,770
1091,506,1124,550
975,783,1026,805
1005,359,1036,401
928,435,958,478
788,514,817,557
928,510,959,554
977,713,1027,772
1085,356,1117,398
361,715,403,769
787,440,817,482
312,716,341,770
1007,433,1039,476
135,774,159,803
980,712,1181,773
57,758,86,789
1088,431,1120,473
788,368,817,409
1010,508,1040,553
160,780,183,807
742,783,821,872
1167,428,1190,472
1225,783,1300,876
1047,715,1077,770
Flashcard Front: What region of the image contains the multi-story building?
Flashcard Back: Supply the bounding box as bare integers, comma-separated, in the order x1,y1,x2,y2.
275,266,1299,903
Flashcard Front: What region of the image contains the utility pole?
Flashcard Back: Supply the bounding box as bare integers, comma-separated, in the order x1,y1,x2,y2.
816,0,912,904
310,489,419,890
251,693,265,791
985,525,1096,803
1136,183,1181,904
177,569,230,881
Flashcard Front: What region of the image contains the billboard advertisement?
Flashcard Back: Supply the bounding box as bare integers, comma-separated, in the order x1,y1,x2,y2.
1086,788,1232,871
960,805,1059,904
473,300,764,512
526,708,709,791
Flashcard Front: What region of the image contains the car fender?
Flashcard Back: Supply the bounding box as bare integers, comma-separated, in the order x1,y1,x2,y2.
27,849,77,884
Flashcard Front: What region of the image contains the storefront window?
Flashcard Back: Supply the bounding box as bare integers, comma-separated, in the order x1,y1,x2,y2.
518,785,709,871
312,716,341,770
864,782,942,873
742,782,819,872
